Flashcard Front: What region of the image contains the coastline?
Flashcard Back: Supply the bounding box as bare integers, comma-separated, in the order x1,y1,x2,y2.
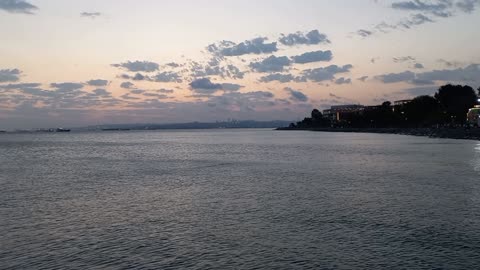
276,127,480,141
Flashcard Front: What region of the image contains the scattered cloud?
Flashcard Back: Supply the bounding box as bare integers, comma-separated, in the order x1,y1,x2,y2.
80,12,102,19
334,77,352,85
249,55,291,73
0,69,21,82
393,56,416,63
285,87,309,102
120,81,134,89
0,0,38,14
279,30,330,46
291,50,333,64
151,71,183,83
207,37,277,57
189,77,223,93
358,76,369,82
357,29,374,37
301,64,353,82
414,63,425,69
50,82,84,91
112,60,159,72
375,64,480,85
86,79,109,86
259,73,296,83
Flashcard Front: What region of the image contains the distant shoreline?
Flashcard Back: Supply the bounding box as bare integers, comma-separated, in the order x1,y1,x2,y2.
277,127,480,141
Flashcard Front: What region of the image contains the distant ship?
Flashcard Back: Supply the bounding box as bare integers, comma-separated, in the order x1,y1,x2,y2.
55,128,71,132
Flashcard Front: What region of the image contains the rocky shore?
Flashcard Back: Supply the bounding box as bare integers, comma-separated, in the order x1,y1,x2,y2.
277,127,480,141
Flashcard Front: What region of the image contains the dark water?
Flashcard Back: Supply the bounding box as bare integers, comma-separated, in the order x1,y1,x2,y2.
1,129,480,269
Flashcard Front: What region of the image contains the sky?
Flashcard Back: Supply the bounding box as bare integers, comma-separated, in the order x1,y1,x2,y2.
1,0,480,129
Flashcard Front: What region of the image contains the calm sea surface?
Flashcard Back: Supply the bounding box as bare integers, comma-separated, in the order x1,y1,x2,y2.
1,129,480,269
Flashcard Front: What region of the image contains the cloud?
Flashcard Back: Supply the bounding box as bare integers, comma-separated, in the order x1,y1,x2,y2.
357,29,374,37
291,50,333,64
156,88,174,93
92,88,111,97
120,93,141,100
80,12,101,19
189,60,245,80
208,37,277,57
375,64,480,84
301,64,353,82
393,56,416,63
249,55,291,73
151,71,182,83
0,0,38,14
220,83,243,91
189,78,223,93
358,76,369,82
112,60,159,72
259,73,296,83
130,89,145,95
120,81,134,89
0,82,41,89
279,30,330,46
414,63,425,69
391,0,453,17
0,68,21,82
375,71,416,83
285,87,308,102
334,77,352,85
86,79,109,86
50,82,84,91
416,63,480,83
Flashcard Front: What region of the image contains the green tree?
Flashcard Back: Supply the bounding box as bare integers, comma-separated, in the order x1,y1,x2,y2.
403,95,442,127
434,84,477,124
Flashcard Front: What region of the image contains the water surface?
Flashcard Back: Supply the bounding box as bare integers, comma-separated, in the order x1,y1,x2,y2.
1,130,480,269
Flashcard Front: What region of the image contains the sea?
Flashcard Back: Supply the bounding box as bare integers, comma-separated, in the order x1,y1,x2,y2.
1,129,479,269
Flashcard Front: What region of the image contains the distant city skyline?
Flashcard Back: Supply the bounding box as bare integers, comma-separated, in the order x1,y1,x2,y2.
1,0,480,129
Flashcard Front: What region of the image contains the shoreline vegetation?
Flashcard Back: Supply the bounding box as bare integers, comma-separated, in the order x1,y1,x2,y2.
280,84,480,141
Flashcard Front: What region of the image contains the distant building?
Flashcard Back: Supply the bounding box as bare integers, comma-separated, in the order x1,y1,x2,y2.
323,105,364,121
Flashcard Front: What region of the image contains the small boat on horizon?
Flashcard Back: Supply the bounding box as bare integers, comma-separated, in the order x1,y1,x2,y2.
55,128,71,132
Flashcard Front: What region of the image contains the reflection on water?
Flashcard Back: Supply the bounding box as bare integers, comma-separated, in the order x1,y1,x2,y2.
1,130,480,269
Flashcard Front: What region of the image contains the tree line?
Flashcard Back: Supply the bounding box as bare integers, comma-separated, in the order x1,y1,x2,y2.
292,84,480,129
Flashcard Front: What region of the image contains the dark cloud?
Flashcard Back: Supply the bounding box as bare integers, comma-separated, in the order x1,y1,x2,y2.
301,64,353,82
120,81,134,89
0,69,21,82
334,77,352,85
279,30,330,46
291,50,333,64
208,37,277,57
86,79,109,86
285,87,308,102
112,60,159,72
249,55,291,73
142,92,169,99
0,0,38,14
120,93,141,100
1,82,41,89
189,60,245,80
80,12,101,19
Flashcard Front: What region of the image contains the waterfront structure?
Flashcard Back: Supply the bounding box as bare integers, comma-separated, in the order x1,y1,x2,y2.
467,105,480,127
323,105,365,121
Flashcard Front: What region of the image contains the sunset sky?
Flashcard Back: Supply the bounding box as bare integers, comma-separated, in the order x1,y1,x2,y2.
1,0,480,129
